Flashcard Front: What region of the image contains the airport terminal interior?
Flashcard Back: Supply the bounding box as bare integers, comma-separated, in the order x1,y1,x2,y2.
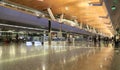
0,0,120,70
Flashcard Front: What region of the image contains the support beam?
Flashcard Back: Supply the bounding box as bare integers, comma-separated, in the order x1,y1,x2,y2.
80,22,83,29
89,26,92,32
60,14,64,22
47,8,56,21
74,20,78,24
86,25,90,30
74,19,79,26
93,28,96,33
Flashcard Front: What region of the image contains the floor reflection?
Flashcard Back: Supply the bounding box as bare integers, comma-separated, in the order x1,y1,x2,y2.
0,41,115,70
110,41,120,70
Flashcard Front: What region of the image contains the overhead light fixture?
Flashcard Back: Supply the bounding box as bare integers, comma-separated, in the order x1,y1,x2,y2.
35,11,45,18
88,2,102,6
37,0,44,2
65,7,69,10
89,3,93,6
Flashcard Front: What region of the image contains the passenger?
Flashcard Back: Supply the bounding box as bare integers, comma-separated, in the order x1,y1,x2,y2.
93,36,97,45
15,34,19,43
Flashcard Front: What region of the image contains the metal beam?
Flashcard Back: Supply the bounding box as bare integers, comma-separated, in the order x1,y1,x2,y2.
47,8,56,21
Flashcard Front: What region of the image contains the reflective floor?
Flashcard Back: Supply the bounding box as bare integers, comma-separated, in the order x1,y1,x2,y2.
0,41,117,70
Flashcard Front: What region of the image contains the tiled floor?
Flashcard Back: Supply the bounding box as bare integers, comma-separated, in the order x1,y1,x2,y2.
0,41,116,70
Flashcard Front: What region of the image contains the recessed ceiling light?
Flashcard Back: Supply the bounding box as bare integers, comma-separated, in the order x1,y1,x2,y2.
65,7,69,10
38,0,44,2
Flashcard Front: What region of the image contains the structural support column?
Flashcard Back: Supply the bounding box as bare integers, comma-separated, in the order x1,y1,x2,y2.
48,20,52,46
66,33,70,44
59,14,64,39
72,34,75,46
43,31,46,46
